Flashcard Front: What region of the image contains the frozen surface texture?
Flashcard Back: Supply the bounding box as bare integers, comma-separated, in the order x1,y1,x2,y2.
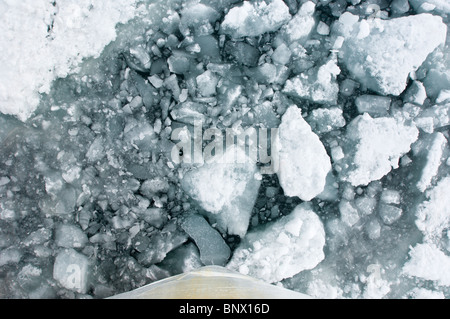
339,14,447,96
227,204,325,283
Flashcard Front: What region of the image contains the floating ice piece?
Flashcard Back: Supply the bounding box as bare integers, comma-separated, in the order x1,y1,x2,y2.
379,204,402,225
224,41,260,67
244,63,290,85
380,189,401,205
140,177,170,198
221,0,291,38
275,105,331,201
55,224,88,249
179,3,220,35
403,243,450,287
339,200,360,227
227,203,325,283
196,70,219,97
316,21,330,36
416,176,450,241
339,14,447,96
417,103,450,130
390,0,410,15
409,0,450,14
404,81,427,105
280,1,316,44
355,95,391,117
53,249,90,294
436,90,450,104
0,248,22,267
408,288,445,299
308,107,346,134
136,223,188,266
181,146,261,237
272,43,292,65
0,0,137,121
340,113,419,186
86,137,105,162
416,132,447,192
283,58,341,104
181,214,231,266
423,69,450,101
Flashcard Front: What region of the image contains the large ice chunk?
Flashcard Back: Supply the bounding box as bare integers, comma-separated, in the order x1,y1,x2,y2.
416,177,450,241
340,113,419,186
0,0,137,121
53,249,90,294
227,203,325,283
181,146,261,237
181,214,231,266
283,58,341,104
403,243,450,287
220,0,291,38
275,105,331,201
55,224,88,249
338,14,447,96
279,1,316,44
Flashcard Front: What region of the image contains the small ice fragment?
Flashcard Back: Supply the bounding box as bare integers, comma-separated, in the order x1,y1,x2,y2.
355,95,391,116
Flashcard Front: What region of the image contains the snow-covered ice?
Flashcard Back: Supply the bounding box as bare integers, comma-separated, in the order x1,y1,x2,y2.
403,243,450,287
283,57,341,104
227,204,325,283
339,113,419,186
221,0,291,38
275,105,331,201
181,146,261,237
0,0,137,121
415,176,450,241
338,13,447,96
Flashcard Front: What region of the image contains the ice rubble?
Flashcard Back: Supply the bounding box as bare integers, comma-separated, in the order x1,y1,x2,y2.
0,0,450,300
227,204,325,283
283,57,341,104
338,13,447,96
275,105,332,201
0,0,137,121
